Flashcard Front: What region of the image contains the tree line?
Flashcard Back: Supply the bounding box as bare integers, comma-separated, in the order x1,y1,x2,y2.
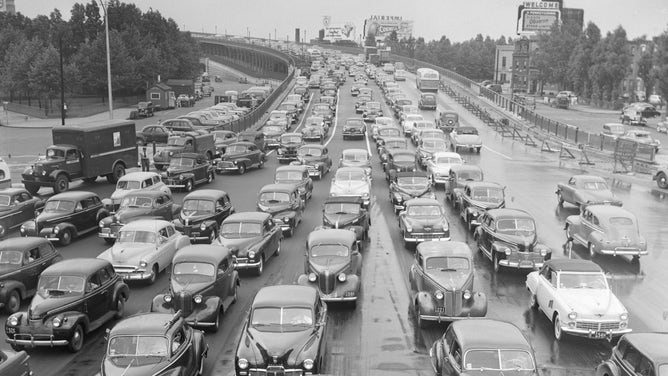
0,0,201,107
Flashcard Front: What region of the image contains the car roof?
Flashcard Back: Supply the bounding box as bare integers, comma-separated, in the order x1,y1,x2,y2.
456,126,478,132
0,187,29,196
125,190,168,198
545,259,602,273
238,130,262,136
173,244,231,264
183,189,228,201
395,171,428,178
487,208,533,220
382,137,406,143
570,175,606,183
621,333,668,363
585,205,636,219
224,212,270,223
229,141,256,147
48,191,97,201
417,241,472,259
119,171,159,181
43,258,109,277
336,166,366,173
343,149,367,154
433,152,462,159
260,183,298,194
389,149,415,156
282,132,302,137
119,219,172,231
324,196,364,205
299,144,325,150
451,165,482,174
0,236,52,251
109,312,179,336
406,198,441,206
452,319,532,351
308,229,356,245
171,152,205,159
252,285,318,309
464,181,503,189
276,165,308,173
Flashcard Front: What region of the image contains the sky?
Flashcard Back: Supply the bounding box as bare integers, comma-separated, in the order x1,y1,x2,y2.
14,0,668,43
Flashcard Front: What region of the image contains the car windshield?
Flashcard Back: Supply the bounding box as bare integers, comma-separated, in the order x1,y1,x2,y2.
310,244,349,257
471,188,504,203
167,138,187,146
263,126,283,134
298,147,322,157
631,132,650,139
335,170,365,181
386,141,406,148
435,157,462,165
270,113,287,120
275,171,302,182
376,118,392,125
416,122,434,129
314,104,330,111
0,250,23,265
559,272,607,289
343,152,368,162
120,196,153,208
226,145,247,154
459,128,479,135
0,195,10,206
221,222,262,238
281,135,302,143
38,275,85,296
324,203,361,215
259,192,290,204
380,129,401,137
582,181,609,190
108,335,168,359
251,307,314,332
173,262,215,284
169,158,195,168
182,199,215,215
394,154,414,163
407,205,441,217
44,200,75,213
464,349,535,371
407,115,423,121
425,256,470,271
346,120,364,127
116,180,141,190
458,170,483,181
367,102,381,110
46,148,66,159
423,141,446,150
397,177,429,187
117,230,157,244
496,219,535,235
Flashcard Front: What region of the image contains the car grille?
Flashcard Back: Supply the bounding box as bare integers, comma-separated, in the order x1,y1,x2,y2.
218,161,234,168
576,321,620,331
174,291,193,313
411,232,446,239
114,266,138,275
614,247,641,253
318,271,335,294
249,368,303,376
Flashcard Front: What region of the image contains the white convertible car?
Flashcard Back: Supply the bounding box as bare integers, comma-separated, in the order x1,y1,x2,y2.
526,259,631,341
329,167,371,208
97,219,190,284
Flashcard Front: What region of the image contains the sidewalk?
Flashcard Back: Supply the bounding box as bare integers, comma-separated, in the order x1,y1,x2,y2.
0,107,132,129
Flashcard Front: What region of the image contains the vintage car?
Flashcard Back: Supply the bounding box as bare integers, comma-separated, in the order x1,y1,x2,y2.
399,198,450,249
362,101,383,123
444,165,484,201
474,208,551,272
297,229,362,306
296,144,332,179
416,138,449,168
237,130,266,152
379,137,408,166
0,348,32,376
329,167,371,208
526,259,631,341
372,117,396,138
449,126,482,153
278,102,300,122
300,124,325,143
304,116,328,134
601,123,626,139
212,130,238,156
342,118,366,140
436,110,460,133
389,172,435,214
277,133,304,163
0,237,62,314
20,191,108,246
98,190,177,243
0,157,10,189
385,150,418,180
161,152,214,191
564,205,647,260
101,311,208,376
214,212,282,276
261,125,284,150
173,190,234,244
401,114,424,135
151,245,239,331
458,181,506,232
595,333,668,376
234,285,328,375
135,124,172,146
97,219,190,284
311,103,334,126
429,319,538,376
409,242,487,327
418,93,437,110
354,95,372,114
425,152,464,188
375,125,403,147
410,121,437,146
5,258,129,352
321,196,370,241
257,184,304,237
265,110,291,131
415,128,446,146
0,188,44,239
620,130,661,153
109,171,170,210
274,165,313,202
214,141,265,175
339,149,372,176
556,175,623,209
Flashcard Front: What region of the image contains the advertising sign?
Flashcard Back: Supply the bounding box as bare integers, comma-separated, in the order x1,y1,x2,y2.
516,0,561,35
363,15,413,42
323,23,356,42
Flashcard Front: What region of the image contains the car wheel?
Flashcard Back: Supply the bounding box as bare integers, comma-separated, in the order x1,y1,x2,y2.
185,180,194,192
148,264,159,284
211,305,221,333
317,169,323,180
529,294,538,310
657,172,668,189
588,243,596,258
10,344,24,352
553,315,564,341
493,252,501,273
60,229,72,246
238,164,246,175
287,227,294,238
275,239,281,256
107,163,126,184
82,177,97,184
416,305,427,329
232,282,238,304
557,192,564,207
54,174,69,194
207,172,214,184
6,290,21,314
114,296,126,319
564,240,574,255
255,256,264,276
258,158,264,168
208,228,217,244
68,324,85,353
476,147,481,154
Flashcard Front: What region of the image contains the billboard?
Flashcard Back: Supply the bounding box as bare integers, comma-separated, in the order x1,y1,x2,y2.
363,15,413,42
517,0,561,35
323,23,356,42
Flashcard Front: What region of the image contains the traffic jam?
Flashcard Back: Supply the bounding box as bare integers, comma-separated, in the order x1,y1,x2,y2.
0,47,665,376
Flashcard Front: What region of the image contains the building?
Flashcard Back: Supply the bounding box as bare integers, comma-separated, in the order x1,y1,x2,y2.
165,79,194,97
494,44,514,91
0,0,16,15
561,7,584,30
509,38,541,94
146,82,175,110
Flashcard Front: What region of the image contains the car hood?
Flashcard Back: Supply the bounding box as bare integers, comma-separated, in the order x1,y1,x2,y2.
280,142,302,148
161,146,183,153
558,289,625,317
394,184,431,198
429,164,456,174
298,156,325,164
495,233,537,250
111,207,157,223
35,211,72,225
453,134,482,144
102,357,169,376
29,293,81,319
102,243,155,264
164,167,192,176
309,256,349,275
323,213,362,228
330,180,369,195
0,206,14,214
176,211,213,225
171,279,210,294
263,130,283,137
257,202,293,214
247,327,314,359
404,217,445,230
577,190,618,203
341,161,370,169
425,269,473,291
219,237,260,255
221,152,247,160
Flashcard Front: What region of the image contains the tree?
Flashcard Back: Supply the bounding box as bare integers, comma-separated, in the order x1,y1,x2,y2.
653,31,668,106
567,22,600,98
636,43,655,99
28,45,61,114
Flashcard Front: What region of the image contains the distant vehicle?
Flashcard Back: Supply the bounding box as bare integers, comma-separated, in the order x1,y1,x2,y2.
449,126,482,153
601,123,626,138
556,175,622,209
620,130,661,153
416,68,440,92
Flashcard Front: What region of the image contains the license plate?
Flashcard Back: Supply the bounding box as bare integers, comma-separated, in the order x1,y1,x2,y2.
520,261,533,267
434,307,445,313
6,327,15,334
594,332,607,339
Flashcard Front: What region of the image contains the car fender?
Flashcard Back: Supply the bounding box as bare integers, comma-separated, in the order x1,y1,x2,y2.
176,234,191,249
296,273,310,286
57,311,91,332
587,231,605,248
54,222,78,237
595,360,621,376
96,208,111,222
0,280,27,304
526,271,540,293
564,215,581,231
469,292,488,317
110,159,127,171
112,282,130,305
199,295,221,316
415,291,436,313
150,294,173,313
48,169,69,181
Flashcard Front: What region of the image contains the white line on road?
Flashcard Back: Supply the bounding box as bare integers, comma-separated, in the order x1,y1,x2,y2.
364,126,373,156
324,89,341,147
482,145,513,160
293,92,314,133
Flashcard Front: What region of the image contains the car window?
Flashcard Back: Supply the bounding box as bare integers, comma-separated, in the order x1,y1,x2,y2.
450,341,462,369
621,344,642,372
636,357,654,376
172,328,186,354
165,226,175,237
38,242,53,258
152,176,161,184
26,247,39,263
87,273,101,291
219,258,230,274
84,197,96,208
98,267,113,285
66,149,78,161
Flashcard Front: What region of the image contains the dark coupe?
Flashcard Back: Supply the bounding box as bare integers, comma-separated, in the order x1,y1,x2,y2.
457,181,506,232
0,187,44,239
214,142,265,175
162,152,215,192
173,189,235,244
277,133,304,164
296,144,332,179
321,196,370,241
389,172,435,214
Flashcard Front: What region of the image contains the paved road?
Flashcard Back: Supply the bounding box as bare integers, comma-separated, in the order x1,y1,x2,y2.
1,68,667,376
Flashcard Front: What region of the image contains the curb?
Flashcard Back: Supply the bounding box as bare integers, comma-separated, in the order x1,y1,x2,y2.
0,123,55,129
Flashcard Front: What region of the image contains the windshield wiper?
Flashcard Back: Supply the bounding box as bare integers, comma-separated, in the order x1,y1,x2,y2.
440,268,459,272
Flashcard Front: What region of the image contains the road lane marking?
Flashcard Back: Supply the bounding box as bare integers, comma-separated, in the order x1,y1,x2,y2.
365,126,373,156
482,145,513,160
324,89,341,147
293,92,314,133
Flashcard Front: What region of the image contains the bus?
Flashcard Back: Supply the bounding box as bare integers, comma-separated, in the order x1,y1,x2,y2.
416,68,440,92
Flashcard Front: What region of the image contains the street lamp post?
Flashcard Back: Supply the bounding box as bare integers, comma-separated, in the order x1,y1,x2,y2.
98,0,113,119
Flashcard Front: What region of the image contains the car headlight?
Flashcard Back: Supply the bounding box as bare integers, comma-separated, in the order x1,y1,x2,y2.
200,223,207,231
308,273,317,282
338,273,347,282
283,216,290,222
568,312,577,320
193,295,203,304
53,317,62,328
169,151,173,156
8,315,19,326
303,359,314,370
20,224,26,233
248,251,256,259
277,149,284,155
54,227,60,234
164,295,172,303
362,192,369,198
620,312,629,321
501,247,511,255
435,291,444,300
99,220,105,227
139,261,148,268
540,248,547,256
238,358,249,370
463,290,472,300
